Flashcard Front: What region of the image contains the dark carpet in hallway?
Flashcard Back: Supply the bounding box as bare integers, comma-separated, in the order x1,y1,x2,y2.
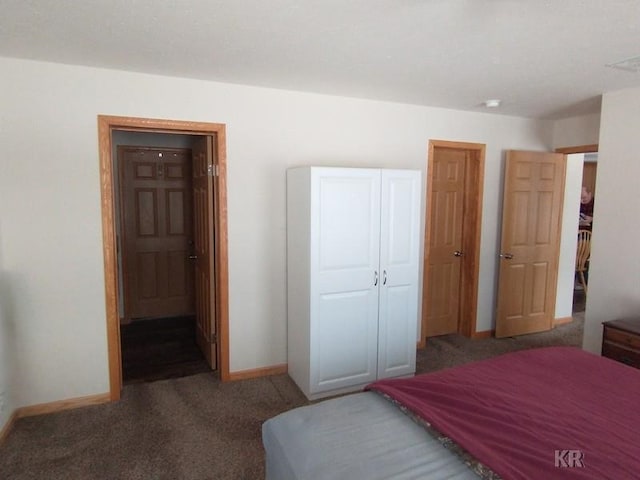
120,315,211,384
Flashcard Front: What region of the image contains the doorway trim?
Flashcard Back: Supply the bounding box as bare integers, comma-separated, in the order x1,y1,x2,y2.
420,140,485,347
555,144,599,154
98,115,230,401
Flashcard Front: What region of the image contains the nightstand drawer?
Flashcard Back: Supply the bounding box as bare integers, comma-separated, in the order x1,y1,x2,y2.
604,328,640,350
602,342,640,368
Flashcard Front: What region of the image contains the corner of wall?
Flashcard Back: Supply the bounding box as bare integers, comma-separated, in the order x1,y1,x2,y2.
0,305,16,445
0,265,17,444
551,113,601,150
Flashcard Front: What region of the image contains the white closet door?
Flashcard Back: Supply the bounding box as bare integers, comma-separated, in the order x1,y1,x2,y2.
310,168,381,394
377,169,421,378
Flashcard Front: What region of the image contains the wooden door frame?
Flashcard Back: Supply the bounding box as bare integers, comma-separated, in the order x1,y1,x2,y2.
98,115,230,401
420,140,485,347
555,144,598,154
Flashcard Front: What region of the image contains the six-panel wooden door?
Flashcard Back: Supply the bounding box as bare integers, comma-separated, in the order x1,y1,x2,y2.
495,150,565,337
192,136,217,369
119,146,194,320
424,148,466,336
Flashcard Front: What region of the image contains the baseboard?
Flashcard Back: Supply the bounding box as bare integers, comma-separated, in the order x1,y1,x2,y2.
0,410,18,446
16,392,111,419
471,329,494,339
228,364,288,381
554,316,574,326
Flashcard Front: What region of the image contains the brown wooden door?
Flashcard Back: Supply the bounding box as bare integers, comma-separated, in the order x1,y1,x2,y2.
192,136,217,369
119,146,194,320
424,148,466,336
582,162,597,195
495,151,565,337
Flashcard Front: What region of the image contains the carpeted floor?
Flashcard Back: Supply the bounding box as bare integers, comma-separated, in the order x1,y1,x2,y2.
120,315,211,384
0,316,583,480
417,311,584,374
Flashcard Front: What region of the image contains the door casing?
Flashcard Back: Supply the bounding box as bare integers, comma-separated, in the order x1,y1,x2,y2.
98,115,229,401
420,140,485,345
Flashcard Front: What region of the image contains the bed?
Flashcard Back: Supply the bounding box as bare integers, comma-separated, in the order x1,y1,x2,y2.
262,347,640,479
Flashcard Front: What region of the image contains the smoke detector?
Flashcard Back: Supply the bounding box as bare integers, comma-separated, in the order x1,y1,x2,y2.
484,99,501,108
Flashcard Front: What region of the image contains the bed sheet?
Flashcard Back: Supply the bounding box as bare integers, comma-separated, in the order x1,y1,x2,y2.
262,391,479,480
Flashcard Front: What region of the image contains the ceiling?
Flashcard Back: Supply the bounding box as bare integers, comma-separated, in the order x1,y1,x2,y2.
2,0,640,119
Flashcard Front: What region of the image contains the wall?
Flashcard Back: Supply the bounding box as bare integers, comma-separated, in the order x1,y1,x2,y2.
0,293,13,437
0,200,16,434
0,56,553,409
0,283,14,436
552,113,600,149
583,85,640,353
0,292,15,437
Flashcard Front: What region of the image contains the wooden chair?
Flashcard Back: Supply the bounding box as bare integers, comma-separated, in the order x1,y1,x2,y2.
575,229,592,294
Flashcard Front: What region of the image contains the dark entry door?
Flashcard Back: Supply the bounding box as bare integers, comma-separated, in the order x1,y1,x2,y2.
119,146,195,320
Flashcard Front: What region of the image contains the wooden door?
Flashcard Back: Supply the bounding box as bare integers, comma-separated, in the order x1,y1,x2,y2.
495,151,565,337
119,146,194,320
192,136,217,369
310,168,381,394
582,162,597,195
424,148,466,336
377,170,421,379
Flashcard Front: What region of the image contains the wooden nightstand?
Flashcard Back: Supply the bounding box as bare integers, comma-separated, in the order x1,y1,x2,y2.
602,318,640,369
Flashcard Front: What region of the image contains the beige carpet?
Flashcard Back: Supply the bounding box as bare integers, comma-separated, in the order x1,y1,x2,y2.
0,316,583,480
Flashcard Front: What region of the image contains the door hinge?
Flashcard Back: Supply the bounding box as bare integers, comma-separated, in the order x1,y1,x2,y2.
207,164,219,177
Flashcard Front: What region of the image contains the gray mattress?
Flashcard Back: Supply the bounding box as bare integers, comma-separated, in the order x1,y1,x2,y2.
262,391,479,479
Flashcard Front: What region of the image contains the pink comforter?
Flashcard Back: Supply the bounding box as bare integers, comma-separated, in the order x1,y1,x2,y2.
366,347,640,479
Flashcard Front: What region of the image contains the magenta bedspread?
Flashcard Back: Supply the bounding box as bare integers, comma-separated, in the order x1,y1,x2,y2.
366,347,640,479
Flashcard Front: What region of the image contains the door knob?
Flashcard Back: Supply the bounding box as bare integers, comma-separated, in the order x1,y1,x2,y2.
453,250,463,257
499,253,514,260
188,255,198,260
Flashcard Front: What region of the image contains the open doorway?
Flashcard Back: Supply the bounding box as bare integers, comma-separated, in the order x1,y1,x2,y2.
113,133,208,384
555,145,598,317
573,152,597,314
98,115,229,401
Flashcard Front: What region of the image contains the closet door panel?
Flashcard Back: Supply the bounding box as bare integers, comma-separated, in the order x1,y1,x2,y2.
315,290,377,390
309,168,381,393
378,170,421,378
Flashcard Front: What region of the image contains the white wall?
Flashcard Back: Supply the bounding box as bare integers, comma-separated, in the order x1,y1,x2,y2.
583,86,640,353
0,303,13,434
555,154,584,319
0,212,17,432
0,282,14,434
0,57,553,409
552,113,600,149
